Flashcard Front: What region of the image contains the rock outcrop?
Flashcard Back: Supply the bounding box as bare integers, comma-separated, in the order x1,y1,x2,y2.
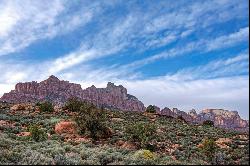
0,75,145,112
160,107,193,122
159,108,248,132
160,107,173,116
55,121,77,135
194,109,249,132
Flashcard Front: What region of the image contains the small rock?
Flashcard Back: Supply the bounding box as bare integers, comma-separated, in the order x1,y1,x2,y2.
17,132,31,137
121,141,137,150
111,118,124,122
116,140,125,146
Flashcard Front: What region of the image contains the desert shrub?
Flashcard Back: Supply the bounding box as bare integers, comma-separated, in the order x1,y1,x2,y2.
74,104,110,140
19,150,53,165
63,97,85,112
203,120,214,127
39,101,54,113
199,138,218,163
97,151,123,165
0,149,22,164
212,151,226,165
54,153,82,165
35,102,41,107
125,121,157,149
50,134,64,141
28,124,47,142
146,105,156,113
127,149,157,165
0,114,10,120
2,125,22,134
134,150,155,160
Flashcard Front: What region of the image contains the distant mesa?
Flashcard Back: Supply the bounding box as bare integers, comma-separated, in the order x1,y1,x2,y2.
0,75,248,132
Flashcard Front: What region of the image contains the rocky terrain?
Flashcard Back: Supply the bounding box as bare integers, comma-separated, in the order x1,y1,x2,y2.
0,75,248,132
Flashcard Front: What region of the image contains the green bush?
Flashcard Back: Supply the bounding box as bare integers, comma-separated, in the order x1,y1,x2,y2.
28,124,47,142
199,138,218,163
203,120,214,127
146,105,156,113
19,150,53,165
39,101,54,113
133,149,156,160
35,102,41,107
125,121,157,149
63,97,86,112
74,104,111,140
177,115,187,123
213,152,226,165
54,153,82,165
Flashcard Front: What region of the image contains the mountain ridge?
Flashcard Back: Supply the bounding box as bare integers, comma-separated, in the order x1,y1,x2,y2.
0,75,248,132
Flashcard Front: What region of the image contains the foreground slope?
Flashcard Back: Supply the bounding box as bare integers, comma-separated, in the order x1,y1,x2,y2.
0,102,249,165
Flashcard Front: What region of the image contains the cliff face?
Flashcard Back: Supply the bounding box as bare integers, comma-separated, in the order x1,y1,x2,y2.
0,75,248,132
195,109,249,132
0,75,145,112
159,108,249,132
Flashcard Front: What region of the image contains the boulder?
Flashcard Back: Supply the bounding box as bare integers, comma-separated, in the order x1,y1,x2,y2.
55,121,77,135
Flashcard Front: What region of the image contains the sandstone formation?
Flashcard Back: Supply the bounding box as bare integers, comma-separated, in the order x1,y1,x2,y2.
0,75,145,112
160,107,176,117
194,109,249,132
160,107,193,122
159,107,249,132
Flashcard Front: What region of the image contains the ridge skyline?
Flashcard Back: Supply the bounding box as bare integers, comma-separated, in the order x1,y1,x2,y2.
0,75,248,121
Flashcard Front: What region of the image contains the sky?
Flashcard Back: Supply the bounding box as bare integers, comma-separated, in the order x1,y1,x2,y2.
0,0,249,119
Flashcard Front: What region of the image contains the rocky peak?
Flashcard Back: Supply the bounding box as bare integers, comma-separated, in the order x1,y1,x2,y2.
48,75,60,81
172,108,181,114
152,105,160,113
202,109,240,119
43,75,60,83
197,109,248,132
162,107,171,112
188,109,197,117
86,85,97,91
160,107,176,117
107,82,115,88
107,82,127,94
0,76,144,112
105,82,127,99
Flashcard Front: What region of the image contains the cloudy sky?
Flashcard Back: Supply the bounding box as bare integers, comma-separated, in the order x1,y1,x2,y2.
0,0,249,119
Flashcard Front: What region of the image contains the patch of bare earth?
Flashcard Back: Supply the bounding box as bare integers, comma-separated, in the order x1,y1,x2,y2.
215,138,232,149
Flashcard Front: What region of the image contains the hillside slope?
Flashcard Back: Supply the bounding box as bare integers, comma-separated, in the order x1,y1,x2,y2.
0,102,249,165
